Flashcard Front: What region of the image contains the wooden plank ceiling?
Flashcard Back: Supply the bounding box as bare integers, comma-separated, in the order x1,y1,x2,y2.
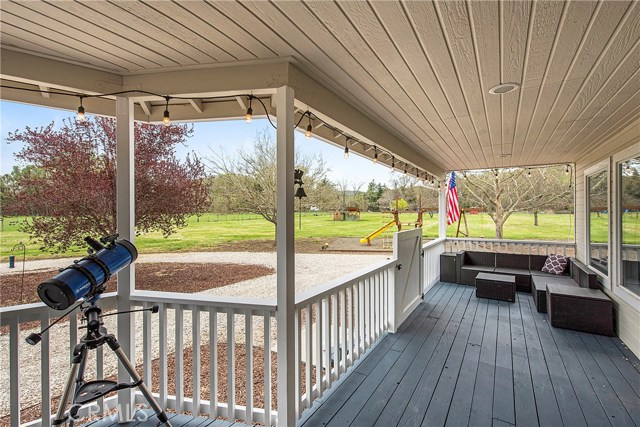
1,0,639,171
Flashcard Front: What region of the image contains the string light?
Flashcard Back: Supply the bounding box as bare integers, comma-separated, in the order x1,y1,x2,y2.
76,96,86,123
245,96,253,124
373,146,378,163
527,168,532,177
162,96,171,126
404,165,408,175
565,164,570,175
494,169,499,177
305,112,312,139
391,156,395,169
626,162,631,172
344,138,350,159
416,168,420,178
430,175,435,185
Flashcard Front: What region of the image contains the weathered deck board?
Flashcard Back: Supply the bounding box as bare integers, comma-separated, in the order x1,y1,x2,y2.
302,282,640,427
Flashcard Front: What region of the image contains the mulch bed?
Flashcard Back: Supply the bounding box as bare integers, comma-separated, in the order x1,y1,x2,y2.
1,262,274,308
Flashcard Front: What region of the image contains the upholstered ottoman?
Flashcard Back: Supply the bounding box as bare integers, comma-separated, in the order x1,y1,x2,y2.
475,272,516,302
546,283,614,336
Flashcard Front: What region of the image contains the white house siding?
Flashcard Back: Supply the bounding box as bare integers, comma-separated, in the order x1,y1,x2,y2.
575,118,640,357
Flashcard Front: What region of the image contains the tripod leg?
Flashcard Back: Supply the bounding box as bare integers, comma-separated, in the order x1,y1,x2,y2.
110,341,172,426
53,362,80,425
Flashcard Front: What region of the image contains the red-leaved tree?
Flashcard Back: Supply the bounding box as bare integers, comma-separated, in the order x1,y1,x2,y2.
6,116,209,252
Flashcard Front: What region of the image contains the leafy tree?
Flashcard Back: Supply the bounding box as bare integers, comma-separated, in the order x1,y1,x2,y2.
5,117,209,252
365,180,386,212
206,129,333,227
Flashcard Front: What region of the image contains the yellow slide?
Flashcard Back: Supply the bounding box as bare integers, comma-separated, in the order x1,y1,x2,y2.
360,220,396,245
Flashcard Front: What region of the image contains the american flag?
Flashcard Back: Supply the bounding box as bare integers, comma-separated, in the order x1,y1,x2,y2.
446,171,460,225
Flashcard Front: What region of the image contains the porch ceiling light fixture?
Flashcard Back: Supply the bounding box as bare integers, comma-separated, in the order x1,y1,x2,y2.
245,96,253,124
489,83,520,95
76,96,87,123
162,96,171,126
344,137,350,159
565,164,571,175
305,112,312,139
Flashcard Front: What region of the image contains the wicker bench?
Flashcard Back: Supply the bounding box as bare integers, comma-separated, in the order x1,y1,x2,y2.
475,272,516,302
546,283,614,336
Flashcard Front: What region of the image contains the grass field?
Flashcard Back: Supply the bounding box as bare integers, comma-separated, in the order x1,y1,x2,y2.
1,211,579,261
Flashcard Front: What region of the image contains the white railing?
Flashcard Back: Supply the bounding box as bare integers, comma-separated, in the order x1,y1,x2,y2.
129,291,277,426
445,237,576,257
0,293,118,427
422,238,446,294
293,259,396,419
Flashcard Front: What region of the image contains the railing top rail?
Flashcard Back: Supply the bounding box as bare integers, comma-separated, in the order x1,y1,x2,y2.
446,237,575,246
130,290,276,312
423,237,446,249
0,292,118,326
295,258,396,308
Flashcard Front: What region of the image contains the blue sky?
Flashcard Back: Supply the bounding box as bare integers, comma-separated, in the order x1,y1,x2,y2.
1,100,397,186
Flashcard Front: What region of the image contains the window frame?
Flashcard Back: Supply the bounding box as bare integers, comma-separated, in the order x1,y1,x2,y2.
584,160,610,288
612,144,640,309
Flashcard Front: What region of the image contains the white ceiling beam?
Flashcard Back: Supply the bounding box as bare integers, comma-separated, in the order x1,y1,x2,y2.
235,96,246,110
188,99,204,114
139,100,151,115
0,49,122,95
314,121,324,130
38,85,50,99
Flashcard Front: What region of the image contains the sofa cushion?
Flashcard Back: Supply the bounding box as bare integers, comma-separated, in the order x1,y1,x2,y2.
542,254,569,275
496,254,530,270
463,251,496,267
462,265,495,273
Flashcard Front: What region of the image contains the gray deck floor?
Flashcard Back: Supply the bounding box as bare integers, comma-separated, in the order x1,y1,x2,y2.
301,282,640,427
84,410,254,427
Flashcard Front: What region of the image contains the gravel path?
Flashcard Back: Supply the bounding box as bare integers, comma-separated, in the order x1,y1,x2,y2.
0,251,389,416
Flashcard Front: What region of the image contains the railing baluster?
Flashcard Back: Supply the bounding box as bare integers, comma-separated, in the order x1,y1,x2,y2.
175,306,184,411
245,309,253,422
263,311,272,426
192,306,201,415
208,307,218,417
323,297,331,389
359,280,365,354
305,303,312,411
331,292,338,382
227,309,235,420
159,303,168,409
349,285,355,367
295,307,301,417
143,302,152,388
364,278,370,348
314,300,323,400
340,290,347,375
9,318,20,427
40,312,51,427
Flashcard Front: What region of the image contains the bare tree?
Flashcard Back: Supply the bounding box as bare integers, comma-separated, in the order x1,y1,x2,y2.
459,167,571,239
206,129,333,227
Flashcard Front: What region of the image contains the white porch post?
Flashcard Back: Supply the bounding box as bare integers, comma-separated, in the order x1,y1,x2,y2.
438,177,447,239
115,96,136,421
275,86,296,426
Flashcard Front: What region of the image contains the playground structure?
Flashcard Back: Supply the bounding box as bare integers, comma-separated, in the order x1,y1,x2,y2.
360,206,433,246
333,206,361,221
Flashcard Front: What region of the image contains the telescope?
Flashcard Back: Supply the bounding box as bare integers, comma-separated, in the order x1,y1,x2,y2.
37,234,137,310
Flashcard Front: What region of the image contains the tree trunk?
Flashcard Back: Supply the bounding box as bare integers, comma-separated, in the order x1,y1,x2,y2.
534,211,539,226
495,219,504,239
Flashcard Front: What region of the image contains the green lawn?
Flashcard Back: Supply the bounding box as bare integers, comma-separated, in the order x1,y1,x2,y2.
1,211,578,261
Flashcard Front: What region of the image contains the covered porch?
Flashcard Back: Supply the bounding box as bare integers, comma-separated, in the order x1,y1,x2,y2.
1,1,639,426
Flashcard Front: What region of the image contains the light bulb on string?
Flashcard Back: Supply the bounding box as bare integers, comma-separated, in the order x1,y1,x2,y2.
344,138,350,159
76,96,86,123
527,168,532,177
404,165,408,175
305,112,312,139
245,96,253,124
373,146,378,163
416,168,420,178
162,96,171,126
391,156,395,169
565,164,570,175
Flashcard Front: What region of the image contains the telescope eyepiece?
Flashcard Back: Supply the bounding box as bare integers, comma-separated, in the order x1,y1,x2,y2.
26,333,41,345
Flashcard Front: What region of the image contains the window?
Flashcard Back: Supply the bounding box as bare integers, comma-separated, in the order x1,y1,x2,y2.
619,157,640,297
587,169,609,275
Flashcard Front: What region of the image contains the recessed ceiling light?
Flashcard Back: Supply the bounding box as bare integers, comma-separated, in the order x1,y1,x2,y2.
489,83,520,95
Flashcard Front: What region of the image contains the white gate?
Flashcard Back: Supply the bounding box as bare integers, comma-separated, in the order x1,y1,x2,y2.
392,228,423,331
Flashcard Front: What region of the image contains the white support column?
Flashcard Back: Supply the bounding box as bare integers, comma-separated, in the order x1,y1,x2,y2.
116,96,136,421
438,177,447,239
276,85,296,426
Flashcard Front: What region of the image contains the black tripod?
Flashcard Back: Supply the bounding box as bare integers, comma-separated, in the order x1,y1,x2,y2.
51,303,172,426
